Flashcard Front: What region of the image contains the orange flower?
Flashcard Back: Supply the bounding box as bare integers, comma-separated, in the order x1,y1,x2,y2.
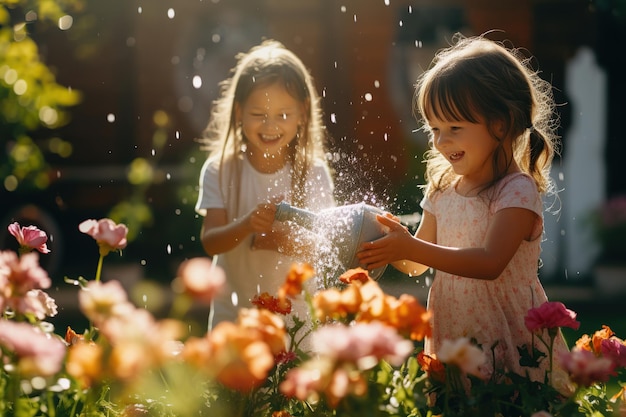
312,285,362,322
575,325,615,354
252,292,292,315
176,257,225,304
206,321,275,391
237,308,286,356
357,280,393,322
66,342,103,388
278,263,314,301
355,281,431,341
388,294,432,341
109,342,150,381
65,326,87,345
592,325,615,354
417,351,446,383
338,267,370,285
181,336,213,374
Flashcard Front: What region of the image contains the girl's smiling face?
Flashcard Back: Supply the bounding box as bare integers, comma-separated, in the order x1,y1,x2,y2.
427,115,504,190
237,81,305,173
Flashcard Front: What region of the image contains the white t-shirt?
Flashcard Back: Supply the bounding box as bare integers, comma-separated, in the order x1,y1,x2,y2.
195,154,335,324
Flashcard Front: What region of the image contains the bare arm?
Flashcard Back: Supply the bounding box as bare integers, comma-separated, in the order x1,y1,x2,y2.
200,203,277,256
358,207,537,280
389,210,437,276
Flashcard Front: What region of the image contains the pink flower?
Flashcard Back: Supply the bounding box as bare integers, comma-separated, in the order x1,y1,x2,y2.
280,356,335,401
8,222,50,254
176,257,225,304
558,348,615,386
0,251,51,293
0,251,53,318
312,322,413,367
280,356,368,408
78,279,133,325
79,218,128,255
524,301,580,332
0,319,66,377
437,337,488,379
15,289,58,320
600,337,626,368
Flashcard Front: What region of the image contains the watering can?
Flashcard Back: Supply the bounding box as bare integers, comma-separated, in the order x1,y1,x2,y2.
274,202,388,280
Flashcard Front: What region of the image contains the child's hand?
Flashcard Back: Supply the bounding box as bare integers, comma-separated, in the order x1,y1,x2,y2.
357,214,412,270
248,202,277,234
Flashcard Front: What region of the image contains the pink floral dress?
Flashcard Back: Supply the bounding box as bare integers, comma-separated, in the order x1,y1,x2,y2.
423,173,570,389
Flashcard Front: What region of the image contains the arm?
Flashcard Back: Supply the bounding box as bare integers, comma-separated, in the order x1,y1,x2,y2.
200,203,277,256
251,222,318,259
389,210,437,276
358,207,537,280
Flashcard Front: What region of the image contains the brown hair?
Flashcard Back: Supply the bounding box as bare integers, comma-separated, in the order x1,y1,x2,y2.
414,34,560,198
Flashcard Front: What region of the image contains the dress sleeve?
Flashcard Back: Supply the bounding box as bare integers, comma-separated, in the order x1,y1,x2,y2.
420,184,436,214
195,158,225,216
493,173,543,217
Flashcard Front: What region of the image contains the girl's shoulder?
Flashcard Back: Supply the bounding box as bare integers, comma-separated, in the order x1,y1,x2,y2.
494,172,538,195
492,172,542,214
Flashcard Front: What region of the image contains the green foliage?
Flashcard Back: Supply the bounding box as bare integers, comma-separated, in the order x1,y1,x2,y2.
0,0,82,192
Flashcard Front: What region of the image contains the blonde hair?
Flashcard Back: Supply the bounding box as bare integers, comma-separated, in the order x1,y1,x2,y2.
199,39,328,212
414,34,560,198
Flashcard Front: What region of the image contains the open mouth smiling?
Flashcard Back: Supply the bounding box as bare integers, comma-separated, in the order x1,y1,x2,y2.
261,133,282,142
449,151,464,161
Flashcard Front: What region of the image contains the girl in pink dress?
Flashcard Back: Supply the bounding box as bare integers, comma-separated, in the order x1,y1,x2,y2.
357,34,570,392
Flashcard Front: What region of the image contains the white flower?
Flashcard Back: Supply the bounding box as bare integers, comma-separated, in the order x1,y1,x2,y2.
437,337,488,379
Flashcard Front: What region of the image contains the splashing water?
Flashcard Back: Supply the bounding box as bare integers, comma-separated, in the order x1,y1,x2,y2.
275,202,388,289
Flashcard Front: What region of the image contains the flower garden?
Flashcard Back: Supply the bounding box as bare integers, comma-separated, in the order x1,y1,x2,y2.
1,219,625,417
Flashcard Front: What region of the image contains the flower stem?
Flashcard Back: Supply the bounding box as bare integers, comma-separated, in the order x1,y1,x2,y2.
548,330,556,385
95,254,104,282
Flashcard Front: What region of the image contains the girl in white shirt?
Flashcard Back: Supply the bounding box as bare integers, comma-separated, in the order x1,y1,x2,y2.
196,40,335,324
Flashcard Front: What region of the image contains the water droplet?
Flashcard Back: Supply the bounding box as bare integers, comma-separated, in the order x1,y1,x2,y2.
107,113,116,123
330,113,337,124
166,244,172,254
58,15,73,30
364,93,373,102
167,8,175,19
192,75,202,89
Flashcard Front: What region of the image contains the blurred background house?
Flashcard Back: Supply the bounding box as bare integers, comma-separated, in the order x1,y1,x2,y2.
1,0,624,295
